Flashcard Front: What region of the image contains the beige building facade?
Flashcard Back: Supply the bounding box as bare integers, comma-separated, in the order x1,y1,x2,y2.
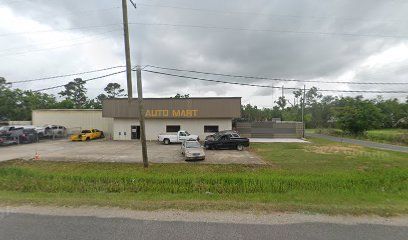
103,97,241,141
31,98,241,141
32,109,113,137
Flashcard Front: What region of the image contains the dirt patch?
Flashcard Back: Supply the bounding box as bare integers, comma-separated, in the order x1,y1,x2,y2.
305,145,363,155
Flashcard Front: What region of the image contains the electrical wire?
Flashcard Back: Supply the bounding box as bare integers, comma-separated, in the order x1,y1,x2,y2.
2,21,407,39
128,22,408,39
142,69,408,94
0,23,121,38
0,29,121,57
137,3,405,25
9,66,126,84
32,70,126,92
144,65,408,85
0,29,121,54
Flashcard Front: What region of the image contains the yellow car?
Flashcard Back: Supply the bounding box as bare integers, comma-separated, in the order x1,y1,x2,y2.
70,129,104,141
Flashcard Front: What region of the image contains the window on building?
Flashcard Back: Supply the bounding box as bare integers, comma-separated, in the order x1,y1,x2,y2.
204,125,219,133
166,125,180,132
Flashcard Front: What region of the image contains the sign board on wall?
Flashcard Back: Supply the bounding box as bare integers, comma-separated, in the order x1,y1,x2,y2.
144,109,199,118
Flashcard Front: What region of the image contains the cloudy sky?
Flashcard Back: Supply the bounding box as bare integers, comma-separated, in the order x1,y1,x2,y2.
1,0,407,107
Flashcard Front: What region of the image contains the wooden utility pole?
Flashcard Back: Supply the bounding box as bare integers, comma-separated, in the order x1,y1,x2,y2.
136,66,148,167
302,85,306,138
121,0,133,99
121,1,147,166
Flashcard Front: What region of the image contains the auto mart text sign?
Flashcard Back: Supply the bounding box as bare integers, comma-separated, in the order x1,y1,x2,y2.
144,109,199,118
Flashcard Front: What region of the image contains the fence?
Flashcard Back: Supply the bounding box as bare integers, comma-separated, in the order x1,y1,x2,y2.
235,121,304,138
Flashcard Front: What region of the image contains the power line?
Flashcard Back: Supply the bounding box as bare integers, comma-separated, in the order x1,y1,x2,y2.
144,65,408,85
2,21,407,40
32,70,126,92
0,23,121,38
142,69,408,94
137,3,405,25
128,22,408,39
0,29,121,57
0,29,120,54
9,66,126,84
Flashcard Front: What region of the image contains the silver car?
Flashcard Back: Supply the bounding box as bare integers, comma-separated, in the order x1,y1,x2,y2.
181,139,205,161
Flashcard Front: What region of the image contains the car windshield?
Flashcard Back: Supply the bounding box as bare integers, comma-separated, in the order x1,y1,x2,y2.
186,142,201,148
185,131,190,136
81,130,91,133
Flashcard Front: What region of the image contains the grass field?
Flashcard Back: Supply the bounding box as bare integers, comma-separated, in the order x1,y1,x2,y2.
0,138,407,216
312,128,408,146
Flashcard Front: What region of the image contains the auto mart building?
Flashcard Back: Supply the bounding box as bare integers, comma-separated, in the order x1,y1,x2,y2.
102,97,241,141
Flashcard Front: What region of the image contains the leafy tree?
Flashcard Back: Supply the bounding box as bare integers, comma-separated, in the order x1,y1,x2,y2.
87,94,108,109
173,93,190,98
104,83,125,98
58,78,88,109
333,96,383,134
275,96,287,110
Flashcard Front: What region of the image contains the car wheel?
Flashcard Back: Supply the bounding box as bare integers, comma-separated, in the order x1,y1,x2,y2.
163,139,170,145
237,144,244,151
86,137,90,141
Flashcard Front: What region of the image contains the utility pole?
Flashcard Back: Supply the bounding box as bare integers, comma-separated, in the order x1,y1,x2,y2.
281,85,284,98
137,66,148,167
121,1,147,166
271,84,273,108
121,0,132,99
301,85,306,138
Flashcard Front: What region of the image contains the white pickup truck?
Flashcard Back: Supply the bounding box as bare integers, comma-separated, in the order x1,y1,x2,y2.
158,130,199,145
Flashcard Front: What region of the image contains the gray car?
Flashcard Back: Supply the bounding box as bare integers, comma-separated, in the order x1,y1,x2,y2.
181,139,205,161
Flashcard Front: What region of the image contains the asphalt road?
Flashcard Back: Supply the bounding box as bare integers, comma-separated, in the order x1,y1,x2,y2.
307,133,408,153
1,213,407,240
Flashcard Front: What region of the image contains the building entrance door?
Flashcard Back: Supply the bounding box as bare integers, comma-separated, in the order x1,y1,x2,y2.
131,125,140,140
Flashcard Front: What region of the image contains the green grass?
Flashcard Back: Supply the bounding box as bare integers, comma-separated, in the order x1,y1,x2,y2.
0,138,407,216
312,128,408,146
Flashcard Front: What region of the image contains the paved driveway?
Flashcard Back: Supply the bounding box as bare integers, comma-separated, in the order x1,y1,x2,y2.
0,140,264,165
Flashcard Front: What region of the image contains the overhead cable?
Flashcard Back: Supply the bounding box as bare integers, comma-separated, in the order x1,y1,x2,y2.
144,65,408,85
32,70,126,92
142,69,408,94
9,66,126,84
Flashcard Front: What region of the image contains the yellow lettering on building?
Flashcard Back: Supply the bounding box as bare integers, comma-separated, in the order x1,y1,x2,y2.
172,110,181,117
145,109,199,118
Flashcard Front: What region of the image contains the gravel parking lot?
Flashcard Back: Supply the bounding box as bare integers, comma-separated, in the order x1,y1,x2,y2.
0,140,264,164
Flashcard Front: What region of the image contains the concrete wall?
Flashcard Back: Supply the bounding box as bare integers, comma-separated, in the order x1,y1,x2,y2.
7,121,32,126
236,121,304,138
32,110,113,138
113,118,233,141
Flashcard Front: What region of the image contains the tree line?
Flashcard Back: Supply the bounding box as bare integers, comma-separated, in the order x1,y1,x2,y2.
0,77,125,121
241,87,408,133
1,77,407,134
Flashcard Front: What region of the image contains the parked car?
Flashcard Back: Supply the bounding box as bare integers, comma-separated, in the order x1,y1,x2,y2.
44,125,67,138
70,129,104,141
181,139,205,161
0,134,17,146
0,127,39,144
158,130,199,145
204,132,250,151
17,128,39,143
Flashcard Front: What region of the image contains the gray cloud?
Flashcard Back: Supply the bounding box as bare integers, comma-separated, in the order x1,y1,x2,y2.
1,0,408,106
